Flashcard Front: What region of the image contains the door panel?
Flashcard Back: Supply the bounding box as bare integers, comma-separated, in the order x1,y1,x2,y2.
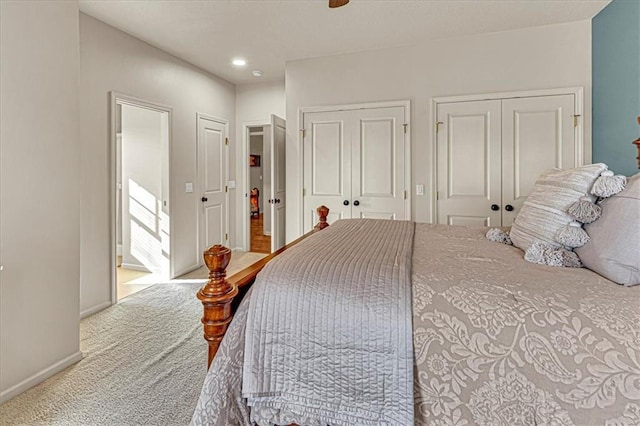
205,204,223,245
352,107,407,220
311,121,343,196
501,94,575,225
360,118,394,197
198,116,227,252
447,215,490,227
270,114,286,251
448,114,490,198
359,212,396,220
437,100,502,226
303,110,351,232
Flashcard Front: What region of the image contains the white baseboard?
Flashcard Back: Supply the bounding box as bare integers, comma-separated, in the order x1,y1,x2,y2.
120,263,150,273
80,301,112,319
173,263,202,278
264,231,271,236
0,351,83,404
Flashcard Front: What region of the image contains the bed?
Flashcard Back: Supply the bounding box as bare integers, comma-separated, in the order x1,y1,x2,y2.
191,206,640,425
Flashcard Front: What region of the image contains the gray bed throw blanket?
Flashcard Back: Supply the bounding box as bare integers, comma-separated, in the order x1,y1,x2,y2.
242,219,415,426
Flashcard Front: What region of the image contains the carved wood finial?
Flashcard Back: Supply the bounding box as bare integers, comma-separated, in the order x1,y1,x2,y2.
314,205,330,230
633,116,640,170
197,244,238,368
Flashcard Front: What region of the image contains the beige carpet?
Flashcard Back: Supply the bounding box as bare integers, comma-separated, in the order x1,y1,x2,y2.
0,251,266,426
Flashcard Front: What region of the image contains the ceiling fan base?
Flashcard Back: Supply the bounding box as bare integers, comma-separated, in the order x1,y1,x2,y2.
329,0,350,8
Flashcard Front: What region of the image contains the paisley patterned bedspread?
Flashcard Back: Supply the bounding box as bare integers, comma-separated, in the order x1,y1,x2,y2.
192,223,640,426
412,225,640,425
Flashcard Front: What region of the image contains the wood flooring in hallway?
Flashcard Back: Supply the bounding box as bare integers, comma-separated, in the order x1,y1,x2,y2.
250,213,271,254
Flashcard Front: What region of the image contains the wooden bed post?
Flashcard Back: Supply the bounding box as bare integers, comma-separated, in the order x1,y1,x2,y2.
198,206,331,368
314,205,330,230
197,244,238,368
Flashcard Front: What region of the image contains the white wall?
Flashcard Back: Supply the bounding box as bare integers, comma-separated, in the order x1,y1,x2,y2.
79,14,236,316
235,81,285,249
0,1,82,402
286,20,592,242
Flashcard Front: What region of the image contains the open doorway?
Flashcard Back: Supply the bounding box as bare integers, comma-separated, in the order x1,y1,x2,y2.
111,93,172,302
242,114,286,254
248,125,271,253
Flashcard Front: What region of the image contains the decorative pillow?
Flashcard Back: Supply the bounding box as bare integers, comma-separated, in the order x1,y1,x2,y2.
575,173,640,286
510,163,608,251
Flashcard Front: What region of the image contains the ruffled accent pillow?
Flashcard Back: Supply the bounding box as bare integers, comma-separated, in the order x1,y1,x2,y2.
510,163,608,252
575,173,640,286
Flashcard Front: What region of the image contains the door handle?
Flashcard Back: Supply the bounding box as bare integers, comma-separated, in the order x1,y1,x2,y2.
275,199,280,204
505,204,514,212
491,204,500,211
353,200,360,206
343,200,349,206
201,196,208,202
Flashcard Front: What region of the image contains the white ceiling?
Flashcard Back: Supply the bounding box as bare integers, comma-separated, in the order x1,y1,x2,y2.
79,0,609,85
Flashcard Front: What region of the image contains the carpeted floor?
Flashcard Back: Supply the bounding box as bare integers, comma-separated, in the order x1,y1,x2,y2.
0,251,266,426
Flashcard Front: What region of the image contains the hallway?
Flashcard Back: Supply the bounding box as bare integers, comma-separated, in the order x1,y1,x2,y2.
250,213,271,254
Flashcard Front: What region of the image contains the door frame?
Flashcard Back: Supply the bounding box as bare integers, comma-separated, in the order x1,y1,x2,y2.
196,113,230,262
109,91,174,305
241,119,271,252
298,100,412,237
431,86,585,224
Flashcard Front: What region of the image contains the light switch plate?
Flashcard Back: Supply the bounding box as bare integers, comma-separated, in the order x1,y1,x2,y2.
416,184,425,196
185,182,194,193
228,180,236,189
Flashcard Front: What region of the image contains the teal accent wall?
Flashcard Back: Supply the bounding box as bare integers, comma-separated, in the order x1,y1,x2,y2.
592,0,640,176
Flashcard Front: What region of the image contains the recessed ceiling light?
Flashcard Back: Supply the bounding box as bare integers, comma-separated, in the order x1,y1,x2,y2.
252,70,264,77
232,58,247,67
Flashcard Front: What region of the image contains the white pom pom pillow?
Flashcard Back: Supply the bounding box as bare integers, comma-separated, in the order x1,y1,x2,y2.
575,173,640,286
510,163,608,252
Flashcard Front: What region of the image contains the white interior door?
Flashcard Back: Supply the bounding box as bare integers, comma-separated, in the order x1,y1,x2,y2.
262,125,271,236
351,107,407,220
501,94,576,225
303,110,351,231
270,114,286,251
437,100,502,226
198,115,228,252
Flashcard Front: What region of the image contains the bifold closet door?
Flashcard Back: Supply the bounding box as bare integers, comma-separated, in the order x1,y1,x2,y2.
436,100,503,226
501,94,577,225
303,106,408,232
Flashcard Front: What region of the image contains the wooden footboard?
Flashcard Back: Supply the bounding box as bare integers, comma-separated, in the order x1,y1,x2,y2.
197,205,331,367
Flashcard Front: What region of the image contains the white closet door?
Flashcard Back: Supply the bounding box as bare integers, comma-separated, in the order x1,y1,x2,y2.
351,107,407,220
437,100,502,226
303,110,351,232
501,94,576,225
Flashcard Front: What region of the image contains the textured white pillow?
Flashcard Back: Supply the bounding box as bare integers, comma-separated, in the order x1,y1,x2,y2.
575,173,640,286
510,163,608,251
